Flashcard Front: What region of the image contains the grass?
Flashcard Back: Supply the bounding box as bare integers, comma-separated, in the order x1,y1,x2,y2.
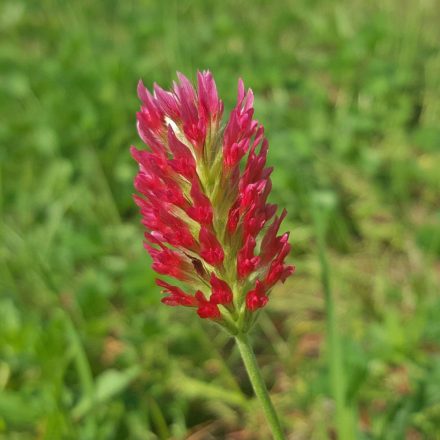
1,0,440,438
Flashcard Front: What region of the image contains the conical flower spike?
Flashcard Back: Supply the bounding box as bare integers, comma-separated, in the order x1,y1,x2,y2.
131,71,294,334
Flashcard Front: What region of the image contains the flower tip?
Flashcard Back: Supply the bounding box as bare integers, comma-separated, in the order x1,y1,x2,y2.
209,273,233,305
237,78,245,102
129,145,140,160
195,290,221,319
155,278,166,288
137,80,150,102
152,82,162,95
284,265,296,280
137,79,144,91
176,71,191,85
199,69,214,84
199,226,224,266
245,280,269,311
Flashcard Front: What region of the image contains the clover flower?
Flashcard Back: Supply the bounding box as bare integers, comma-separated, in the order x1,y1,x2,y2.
131,71,294,332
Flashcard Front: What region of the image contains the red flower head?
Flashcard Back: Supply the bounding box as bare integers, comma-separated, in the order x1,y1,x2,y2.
132,71,294,332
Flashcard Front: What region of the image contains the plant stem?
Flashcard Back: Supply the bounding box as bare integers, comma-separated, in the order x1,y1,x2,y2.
235,333,286,440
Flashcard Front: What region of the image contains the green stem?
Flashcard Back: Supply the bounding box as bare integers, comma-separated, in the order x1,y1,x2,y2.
235,333,286,440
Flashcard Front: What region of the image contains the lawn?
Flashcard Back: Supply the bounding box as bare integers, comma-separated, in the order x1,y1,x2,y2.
1,0,440,438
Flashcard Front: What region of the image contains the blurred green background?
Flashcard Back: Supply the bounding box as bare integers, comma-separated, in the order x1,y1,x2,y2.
1,0,440,438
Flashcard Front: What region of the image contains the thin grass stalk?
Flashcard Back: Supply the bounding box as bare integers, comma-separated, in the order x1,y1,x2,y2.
312,201,354,439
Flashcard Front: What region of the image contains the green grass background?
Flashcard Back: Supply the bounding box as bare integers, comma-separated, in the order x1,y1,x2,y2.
1,0,440,438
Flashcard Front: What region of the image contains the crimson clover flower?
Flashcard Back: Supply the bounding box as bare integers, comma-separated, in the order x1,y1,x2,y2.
131,71,294,333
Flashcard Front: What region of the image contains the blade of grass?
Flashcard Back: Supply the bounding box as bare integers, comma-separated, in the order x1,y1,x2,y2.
312,194,355,440
149,396,171,440
171,372,248,409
